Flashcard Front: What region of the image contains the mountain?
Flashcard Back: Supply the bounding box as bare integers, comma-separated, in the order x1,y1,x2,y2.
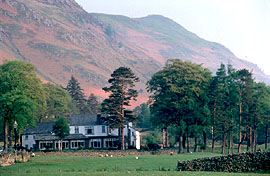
0,0,269,106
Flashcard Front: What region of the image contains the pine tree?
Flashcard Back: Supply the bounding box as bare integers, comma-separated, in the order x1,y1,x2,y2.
226,64,239,154
101,67,139,150
236,69,254,152
65,75,88,114
87,93,100,114
209,64,239,154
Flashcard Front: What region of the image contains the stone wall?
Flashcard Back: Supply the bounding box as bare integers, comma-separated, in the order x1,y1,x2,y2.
0,150,31,167
177,152,270,172
36,149,178,157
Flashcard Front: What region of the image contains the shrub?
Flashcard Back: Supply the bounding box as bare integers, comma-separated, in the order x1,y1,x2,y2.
147,143,160,151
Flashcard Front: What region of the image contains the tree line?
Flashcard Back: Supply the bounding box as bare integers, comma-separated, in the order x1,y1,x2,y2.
1,59,270,153
96,59,270,152
144,59,270,154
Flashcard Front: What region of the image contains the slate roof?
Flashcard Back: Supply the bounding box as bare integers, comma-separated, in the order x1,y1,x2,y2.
69,114,99,126
22,114,106,136
35,134,88,141
21,122,54,135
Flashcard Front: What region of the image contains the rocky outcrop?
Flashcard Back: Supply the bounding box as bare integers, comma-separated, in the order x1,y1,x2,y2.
35,0,82,10
0,150,31,167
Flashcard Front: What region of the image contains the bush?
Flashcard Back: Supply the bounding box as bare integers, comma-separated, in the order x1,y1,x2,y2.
128,146,136,150
141,130,162,150
140,145,149,151
147,143,160,151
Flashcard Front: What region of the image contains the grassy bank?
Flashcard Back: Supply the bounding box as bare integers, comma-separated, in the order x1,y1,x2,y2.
0,152,268,176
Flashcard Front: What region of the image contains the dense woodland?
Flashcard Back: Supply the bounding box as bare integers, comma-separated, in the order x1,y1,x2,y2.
0,59,269,153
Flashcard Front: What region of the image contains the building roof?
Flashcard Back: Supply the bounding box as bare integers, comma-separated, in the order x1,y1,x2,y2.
70,114,99,126
35,134,88,141
22,122,54,135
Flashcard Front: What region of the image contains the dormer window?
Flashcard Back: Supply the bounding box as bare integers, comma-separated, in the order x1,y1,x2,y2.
102,126,106,133
85,126,94,135
75,126,79,134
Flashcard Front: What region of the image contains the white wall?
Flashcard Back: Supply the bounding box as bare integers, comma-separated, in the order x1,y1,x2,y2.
69,126,84,134
21,134,36,150
110,128,118,136
109,125,139,148
69,124,141,149
135,131,140,150
23,125,140,150
70,125,108,136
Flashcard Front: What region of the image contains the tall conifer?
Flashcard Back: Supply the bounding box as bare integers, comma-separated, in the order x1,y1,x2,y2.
101,67,139,150
66,75,88,114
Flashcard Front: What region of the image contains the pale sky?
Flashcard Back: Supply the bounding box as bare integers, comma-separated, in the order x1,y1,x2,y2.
75,0,270,75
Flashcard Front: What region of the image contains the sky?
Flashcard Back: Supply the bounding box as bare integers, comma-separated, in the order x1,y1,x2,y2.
75,0,270,75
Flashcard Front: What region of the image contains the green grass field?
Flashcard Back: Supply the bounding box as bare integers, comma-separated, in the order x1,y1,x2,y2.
0,152,269,176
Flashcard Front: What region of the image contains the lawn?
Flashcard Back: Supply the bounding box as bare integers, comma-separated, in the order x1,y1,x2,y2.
0,152,269,176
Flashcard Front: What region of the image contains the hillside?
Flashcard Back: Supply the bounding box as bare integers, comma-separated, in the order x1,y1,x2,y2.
0,0,269,105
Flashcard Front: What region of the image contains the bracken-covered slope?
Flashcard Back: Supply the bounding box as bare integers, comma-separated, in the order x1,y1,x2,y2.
0,0,269,105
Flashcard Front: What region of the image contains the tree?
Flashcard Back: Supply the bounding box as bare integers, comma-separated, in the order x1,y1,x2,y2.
65,75,89,114
249,82,270,152
53,117,70,151
147,59,211,153
224,65,239,154
87,93,100,114
208,64,241,154
101,67,139,150
236,69,254,153
0,61,46,150
133,103,152,128
257,85,270,151
149,97,174,149
209,64,239,154
43,83,72,121
208,76,218,153
147,66,176,149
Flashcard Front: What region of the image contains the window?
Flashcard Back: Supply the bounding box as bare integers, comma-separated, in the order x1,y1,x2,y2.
104,138,118,148
62,141,69,149
75,126,79,134
108,128,112,135
33,135,36,139
71,140,85,149
89,139,101,148
85,126,94,135
25,135,28,140
39,141,53,150
56,141,69,149
102,126,106,133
